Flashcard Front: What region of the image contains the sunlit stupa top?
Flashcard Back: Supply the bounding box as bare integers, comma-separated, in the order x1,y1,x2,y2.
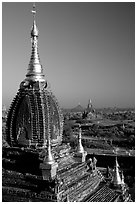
26,3,45,82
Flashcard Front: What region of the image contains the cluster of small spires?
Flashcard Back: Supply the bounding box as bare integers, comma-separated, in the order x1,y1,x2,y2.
43,123,84,166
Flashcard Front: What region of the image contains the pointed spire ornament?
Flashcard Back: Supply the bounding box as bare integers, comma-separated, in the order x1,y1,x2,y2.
26,3,45,82
121,171,125,185
77,124,84,153
44,135,55,165
115,156,120,168
106,166,110,178
40,133,58,180
74,124,87,163
112,156,122,186
32,3,36,18
89,99,92,104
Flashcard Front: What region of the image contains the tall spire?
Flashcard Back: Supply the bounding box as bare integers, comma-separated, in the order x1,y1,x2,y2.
26,3,45,82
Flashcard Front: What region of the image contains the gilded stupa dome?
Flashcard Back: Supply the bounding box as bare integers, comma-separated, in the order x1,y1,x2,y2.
6,4,63,148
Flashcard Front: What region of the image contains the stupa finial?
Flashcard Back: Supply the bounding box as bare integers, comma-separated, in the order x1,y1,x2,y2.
31,3,38,37
32,3,36,20
26,3,45,82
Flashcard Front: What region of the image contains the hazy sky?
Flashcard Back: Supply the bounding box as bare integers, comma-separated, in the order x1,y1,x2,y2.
2,2,135,109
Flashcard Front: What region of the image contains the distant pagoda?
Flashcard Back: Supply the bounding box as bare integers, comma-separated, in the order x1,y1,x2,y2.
6,4,63,148
82,99,96,119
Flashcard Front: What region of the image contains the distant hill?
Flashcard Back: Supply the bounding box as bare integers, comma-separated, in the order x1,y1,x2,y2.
71,104,84,112
62,104,85,113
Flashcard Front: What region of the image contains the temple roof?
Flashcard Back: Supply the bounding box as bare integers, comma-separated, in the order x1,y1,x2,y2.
86,185,118,202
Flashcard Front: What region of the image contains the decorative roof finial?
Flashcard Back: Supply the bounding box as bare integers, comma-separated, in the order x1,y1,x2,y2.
121,171,125,185
89,99,92,104
115,156,120,168
26,3,45,82
77,124,84,153
32,3,36,20
112,156,122,186
44,135,55,165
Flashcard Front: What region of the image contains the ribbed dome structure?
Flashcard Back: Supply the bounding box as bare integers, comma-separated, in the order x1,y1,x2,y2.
6,5,63,148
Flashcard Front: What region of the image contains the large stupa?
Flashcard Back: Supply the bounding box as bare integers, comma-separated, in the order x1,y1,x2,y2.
6,4,63,148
